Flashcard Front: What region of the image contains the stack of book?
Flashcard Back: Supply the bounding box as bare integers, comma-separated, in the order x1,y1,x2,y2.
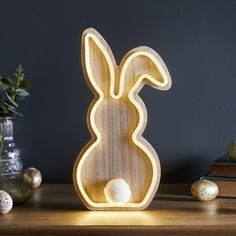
201,156,236,197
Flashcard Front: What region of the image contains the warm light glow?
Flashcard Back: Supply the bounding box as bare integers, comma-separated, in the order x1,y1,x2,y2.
74,211,161,226
74,28,172,210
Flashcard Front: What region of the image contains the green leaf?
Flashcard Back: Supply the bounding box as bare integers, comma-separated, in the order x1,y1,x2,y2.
19,80,30,90
0,78,10,84
5,92,18,107
0,78,10,89
15,95,26,102
16,88,29,96
5,90,14,97
0,64,29,118
8,109,23,117
6,78,17,87
2,100,15,109
4,104,22,117
0,78,18,92
0,104,8,111
15,64,24,81
16,64,23,73
0,81,9,90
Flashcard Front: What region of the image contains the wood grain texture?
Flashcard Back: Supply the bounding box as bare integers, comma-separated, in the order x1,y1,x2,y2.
1,184,236,236
73,28,172,210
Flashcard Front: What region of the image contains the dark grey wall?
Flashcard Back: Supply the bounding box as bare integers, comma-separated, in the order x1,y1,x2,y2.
0,0,235,183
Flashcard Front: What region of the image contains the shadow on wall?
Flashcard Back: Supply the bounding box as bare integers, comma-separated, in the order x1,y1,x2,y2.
161,155,209,183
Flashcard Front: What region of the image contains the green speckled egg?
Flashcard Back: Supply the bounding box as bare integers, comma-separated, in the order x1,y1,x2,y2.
227,140,236,162
0,179,32,205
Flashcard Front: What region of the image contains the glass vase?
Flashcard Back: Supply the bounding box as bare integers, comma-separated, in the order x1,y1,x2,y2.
0,118,31,204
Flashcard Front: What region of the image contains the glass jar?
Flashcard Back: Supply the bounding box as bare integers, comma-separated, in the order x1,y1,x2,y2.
0,118,31,204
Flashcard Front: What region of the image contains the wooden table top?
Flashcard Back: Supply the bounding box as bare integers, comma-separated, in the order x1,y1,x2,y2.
0,184,236,236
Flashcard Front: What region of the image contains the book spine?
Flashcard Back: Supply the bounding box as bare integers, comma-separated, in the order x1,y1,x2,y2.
210,164,236,178
201,175,236,197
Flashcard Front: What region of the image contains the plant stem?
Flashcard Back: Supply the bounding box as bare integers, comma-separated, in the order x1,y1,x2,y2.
11,79,20,102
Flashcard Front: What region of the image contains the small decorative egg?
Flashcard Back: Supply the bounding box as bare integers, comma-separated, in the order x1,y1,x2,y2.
1,179,32,205
22,167,42,189
227,140,236,162
0,190,13,214
104,178,131,203
191,179,219,201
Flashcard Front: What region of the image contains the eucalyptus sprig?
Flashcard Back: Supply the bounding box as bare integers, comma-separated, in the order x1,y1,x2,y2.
0,65,30,117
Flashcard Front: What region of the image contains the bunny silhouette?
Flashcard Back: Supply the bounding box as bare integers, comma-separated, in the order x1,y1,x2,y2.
73,28,172,210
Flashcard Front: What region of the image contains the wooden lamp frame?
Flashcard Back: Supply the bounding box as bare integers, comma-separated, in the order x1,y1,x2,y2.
73,28,172,210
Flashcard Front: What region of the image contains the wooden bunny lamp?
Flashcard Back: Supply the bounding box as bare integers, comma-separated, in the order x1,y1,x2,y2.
73,28,172,210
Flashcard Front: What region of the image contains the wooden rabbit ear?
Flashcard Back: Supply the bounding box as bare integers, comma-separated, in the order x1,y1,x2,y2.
119,46,172,97
81,28,117,97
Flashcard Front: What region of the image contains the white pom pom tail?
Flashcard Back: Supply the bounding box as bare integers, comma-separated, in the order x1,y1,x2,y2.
104,178,131,203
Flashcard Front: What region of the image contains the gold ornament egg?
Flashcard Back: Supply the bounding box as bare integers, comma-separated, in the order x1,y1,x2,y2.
191,179,219,201
23,167,42,189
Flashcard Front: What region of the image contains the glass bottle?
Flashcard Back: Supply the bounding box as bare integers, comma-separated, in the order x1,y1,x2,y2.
0,118,31,204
